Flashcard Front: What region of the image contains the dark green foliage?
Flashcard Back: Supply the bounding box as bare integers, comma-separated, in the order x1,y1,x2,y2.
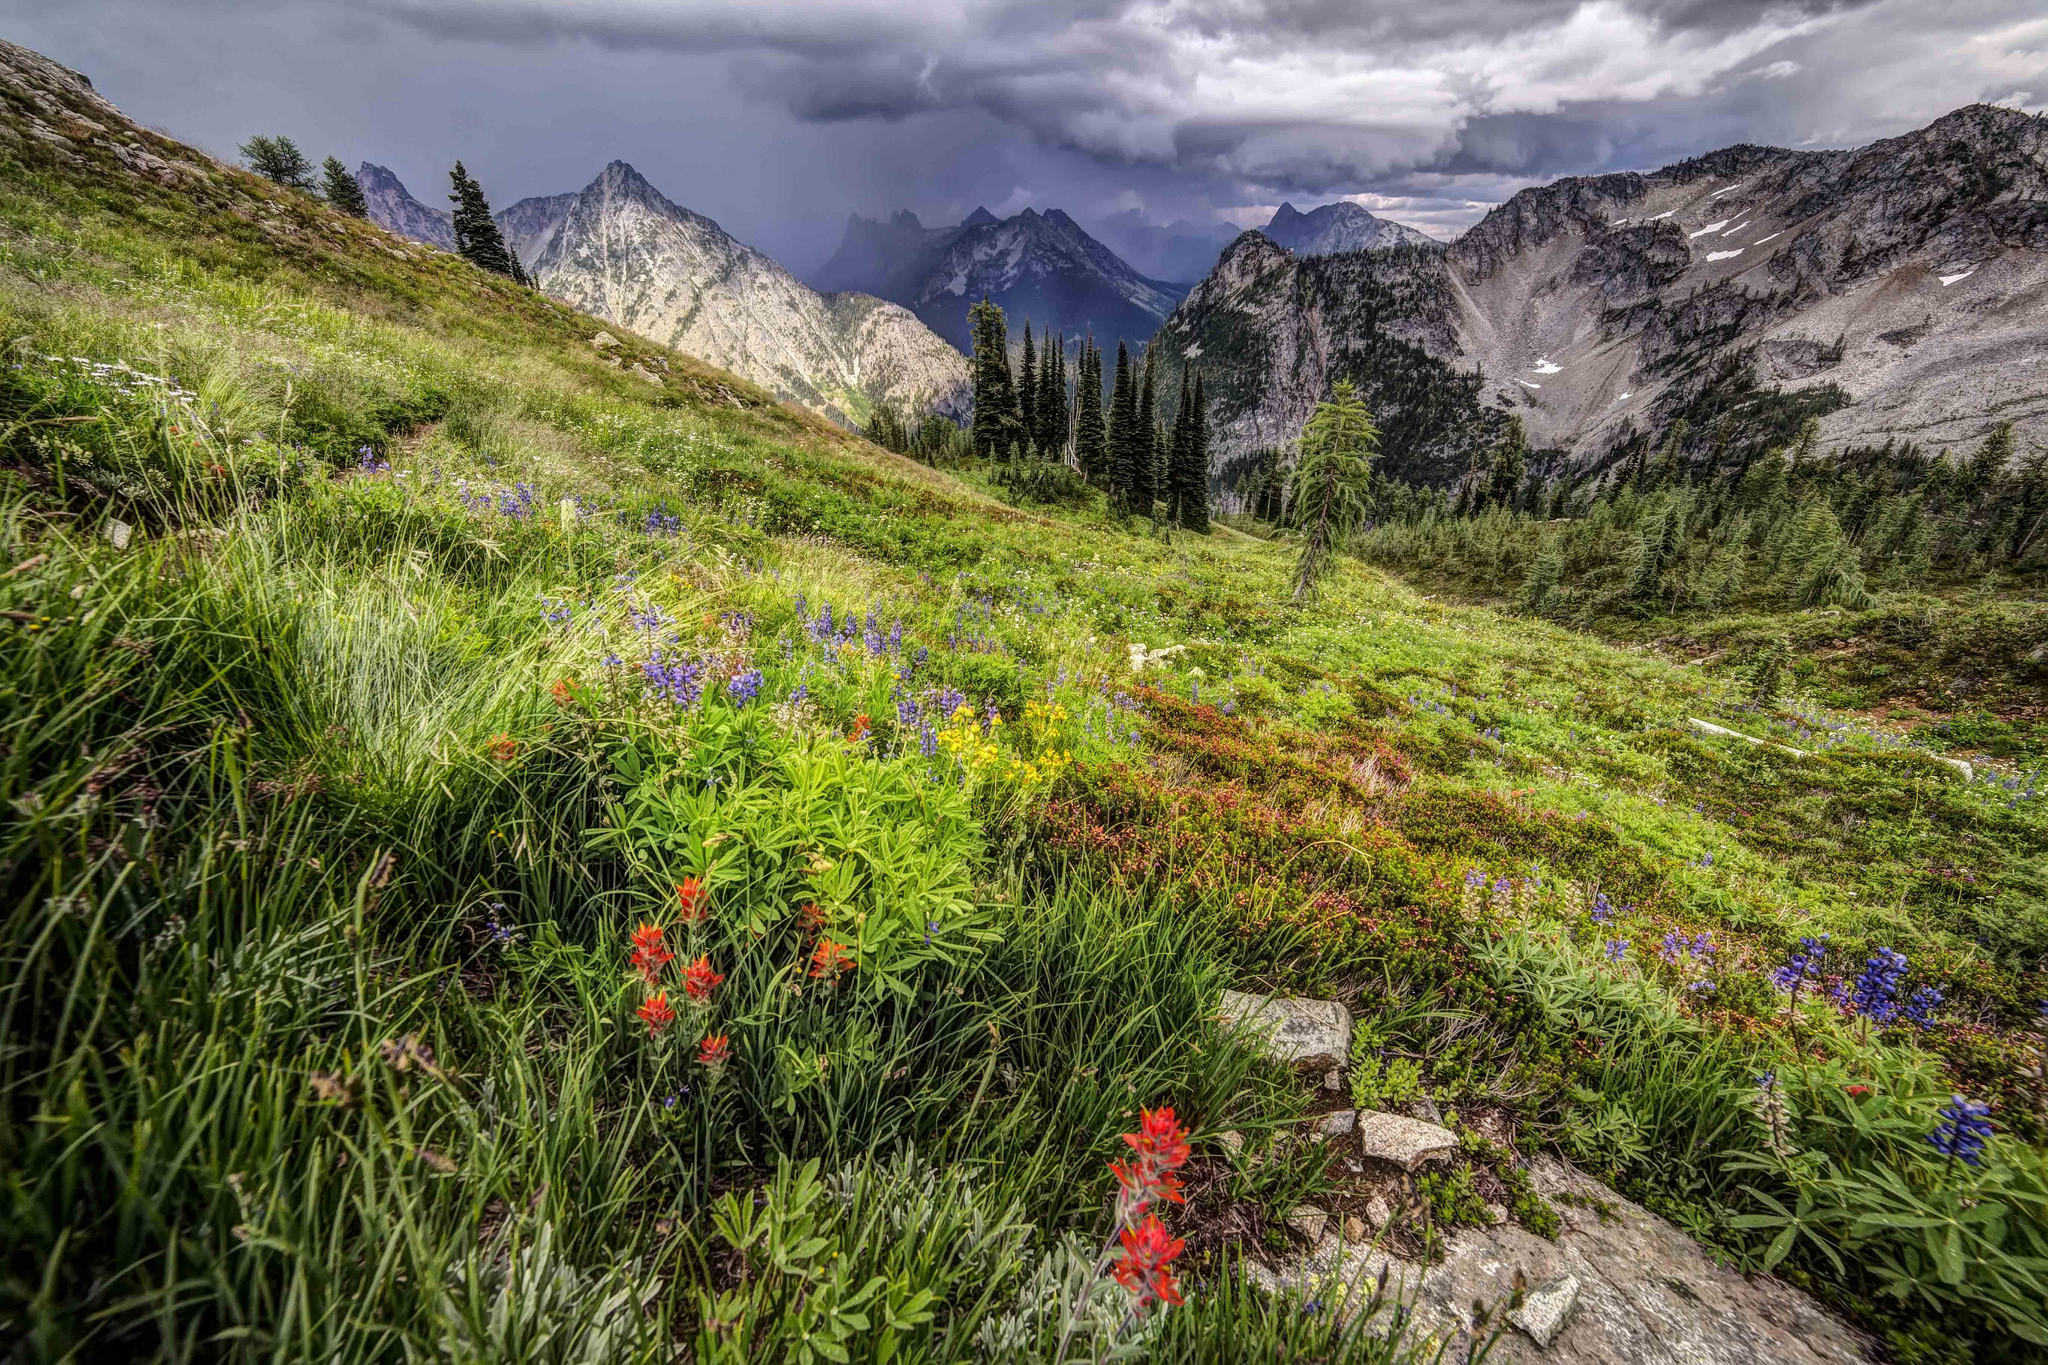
1168,371,1211,533
1289,380,1380,600
1108,340,1137,512
239,134,313,190
968,297,1019,458
1017,322,1037,447
1486,414,1526,511
1133,342,1158,518
447,160,527,285
320,156,368,217
1074,336,1106,483
1035,331,1067,459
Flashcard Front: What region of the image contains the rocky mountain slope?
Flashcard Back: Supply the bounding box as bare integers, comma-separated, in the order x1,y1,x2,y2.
1158,106,2048,483
512,162,967,425
1262,201,1434,256
813,206,1184,350
355,162,455,251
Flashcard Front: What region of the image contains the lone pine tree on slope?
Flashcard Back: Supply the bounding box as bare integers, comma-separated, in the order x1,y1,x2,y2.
1289,380,1378,601
448,162,529,285
320,157,368,217
239,135,313,190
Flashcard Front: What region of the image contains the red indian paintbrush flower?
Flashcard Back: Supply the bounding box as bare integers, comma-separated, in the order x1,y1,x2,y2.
808,936,853,980
681,954,724,1004
1109,1105,1191,1212
697,1033,732,1068
629,923,673,985
674,877,706,922
1111,1213,1185,1314
637,990,675,1036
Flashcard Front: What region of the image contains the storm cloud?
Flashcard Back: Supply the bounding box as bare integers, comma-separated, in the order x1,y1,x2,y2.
9,0,2045,265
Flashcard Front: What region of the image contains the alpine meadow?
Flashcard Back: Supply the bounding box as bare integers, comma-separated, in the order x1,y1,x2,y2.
2,21,2047,1365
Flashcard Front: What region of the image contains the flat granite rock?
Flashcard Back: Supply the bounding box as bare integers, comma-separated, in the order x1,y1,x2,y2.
1218,990,1351,1065
1355,1109,1458,1171
1248,1155,1875,1364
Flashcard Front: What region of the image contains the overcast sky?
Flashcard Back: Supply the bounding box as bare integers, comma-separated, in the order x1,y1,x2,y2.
8,0,2045,268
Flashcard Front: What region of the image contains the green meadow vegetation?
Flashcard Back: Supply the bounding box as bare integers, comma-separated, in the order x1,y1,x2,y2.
2,59,2047,1365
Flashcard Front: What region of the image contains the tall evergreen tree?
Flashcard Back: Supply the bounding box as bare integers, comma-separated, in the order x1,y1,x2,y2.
1486,415,1527,509
320,157,369,217
1130,344,1159,517
1018,324,1038,450
1108,342,1137,509
1176,373,1211,533
1288,380,1379,601
968,298,1019,458
240,135,314,190
448,162,526,284
1075,337,1107,482
1037,333,1066,459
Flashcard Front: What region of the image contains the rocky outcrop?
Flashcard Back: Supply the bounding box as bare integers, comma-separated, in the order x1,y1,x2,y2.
1162,105,2048,477
1249,1155,1875,1365
523,162,967,426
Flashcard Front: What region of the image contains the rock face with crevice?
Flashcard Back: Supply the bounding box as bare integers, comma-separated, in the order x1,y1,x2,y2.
1218,989,1352,1066
1248,1155,1875,1364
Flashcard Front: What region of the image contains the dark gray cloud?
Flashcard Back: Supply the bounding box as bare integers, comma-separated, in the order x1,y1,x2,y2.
8,0,2044,263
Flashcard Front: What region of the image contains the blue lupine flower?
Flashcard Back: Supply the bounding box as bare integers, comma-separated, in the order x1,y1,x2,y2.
601,652,623,669
1848,947,1908,1025
1904,985,1944,1030
1604,938,1629,960
727,668,763,705
538,596,573,625
1590,892,1614,925
643,652,704,709
1771,936,1828,992
1927,1094,1992,1167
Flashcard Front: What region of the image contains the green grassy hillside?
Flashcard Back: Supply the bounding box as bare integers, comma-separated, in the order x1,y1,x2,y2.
2,41,2044,1365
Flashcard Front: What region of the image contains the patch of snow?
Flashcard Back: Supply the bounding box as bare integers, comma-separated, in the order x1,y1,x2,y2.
1706,249,1744,261
1752,232,1782,244
1617,392,1633,401
1530,357,1562,375
1609,216,1629,225
1939,269,1976,286
1517,380,1541,390
1184,343,1203,358
1645,210,1676,222
1688,220,1731,238
1709,183,1744,198
1721,221,1751,236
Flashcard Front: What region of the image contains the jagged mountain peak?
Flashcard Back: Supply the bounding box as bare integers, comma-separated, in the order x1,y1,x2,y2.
960,205,999,229
520,161,966,426
356,161,455,251
1262,200,1433,256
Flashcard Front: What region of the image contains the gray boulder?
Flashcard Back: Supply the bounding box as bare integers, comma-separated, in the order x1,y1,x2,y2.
1219,990,1351,1066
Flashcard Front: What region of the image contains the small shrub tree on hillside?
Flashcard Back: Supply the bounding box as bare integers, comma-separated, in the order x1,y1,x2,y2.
239,134,313,190
1288,380,1379,601
320,157,368,217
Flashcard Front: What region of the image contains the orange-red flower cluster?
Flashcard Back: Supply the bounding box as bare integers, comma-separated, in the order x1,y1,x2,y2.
629,923,673,985
1111,1213,1185,1314
674,877,707,922
847,713,871,742
681,953,725,1004
485,733,518,763
808,936,854,980
697,1033,731,1069
637,990,675,1036
1109,1105,1191,1214
549,677,576,707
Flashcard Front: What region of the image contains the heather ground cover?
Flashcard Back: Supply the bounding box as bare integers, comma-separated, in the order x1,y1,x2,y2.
1,99,2045,1364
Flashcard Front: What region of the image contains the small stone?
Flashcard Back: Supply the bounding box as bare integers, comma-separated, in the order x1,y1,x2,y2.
1323,1067,1343,1091
1486,1202,1510,1226
1219,990,1352,1066
1344,1215,1367,1243
1407,1095,1443,1125
1215,1130,1244,1156
1356,1109,1458,1171
104,518,132,550
589,331,620,349
1509,1275,1579,1348
1288,1205,1329,1242
1316,1108,1358,1137
1363,1194,1393,1230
